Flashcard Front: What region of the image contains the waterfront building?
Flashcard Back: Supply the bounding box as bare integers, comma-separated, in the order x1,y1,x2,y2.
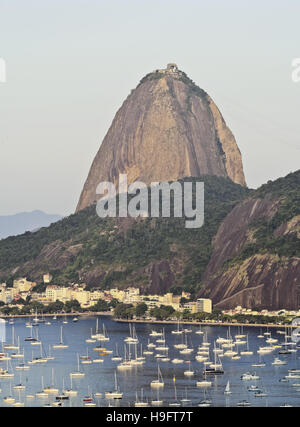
13,278,36,293
196,298,212,314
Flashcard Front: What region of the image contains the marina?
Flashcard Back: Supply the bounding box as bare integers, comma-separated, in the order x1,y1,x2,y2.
0,316,299,406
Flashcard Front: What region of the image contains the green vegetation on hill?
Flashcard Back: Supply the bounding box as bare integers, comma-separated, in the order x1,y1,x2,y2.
0,176,250,294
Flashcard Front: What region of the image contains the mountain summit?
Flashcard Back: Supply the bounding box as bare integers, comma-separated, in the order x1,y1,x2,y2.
76,64,246,212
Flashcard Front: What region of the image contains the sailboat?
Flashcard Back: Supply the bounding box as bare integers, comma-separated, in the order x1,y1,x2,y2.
4,326,19,350
0,360,14,378
24,325,36,342
184,361,194,377
86,328,96,343
55,378,69,401
91,318,101,339
150,365,164,388
63,375,78,396
100,324,110,342
45,345,55,361
130,343,145,366
171,320,183,335
83,386,96,405
169,377,181,407
181,387,192,405
36,376,48,398
32,309,40,325
11,338,24,358
12,389,24,407
3,383,15,404
237,400,251,407
155,332,169,351
117,345,132,371
151,388,163,406
235,326,246,339
195,325,204,335
204,350,224,375
15,359,30,370
31,328,42,346
251,353,266,367
52,326,68,349
44,368,59,394
257,328,264,339
134,389,149,407
13,372,25,390
198,388,212,407
240,335,253,355
105,372,123,399
224,380,232,395
80,348,92,364
124,324,138,343
179,335,193,355
111,343,122,362
150,329,164,337
70,354,85,378
196,370,212,387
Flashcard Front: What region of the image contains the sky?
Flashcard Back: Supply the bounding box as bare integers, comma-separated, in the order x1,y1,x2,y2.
0,0,299,216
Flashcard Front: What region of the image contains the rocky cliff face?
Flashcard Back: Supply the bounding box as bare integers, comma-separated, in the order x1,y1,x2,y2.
76,64,246,212
199,172,300,310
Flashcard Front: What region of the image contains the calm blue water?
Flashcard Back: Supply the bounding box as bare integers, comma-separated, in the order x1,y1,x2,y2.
0,316,299,407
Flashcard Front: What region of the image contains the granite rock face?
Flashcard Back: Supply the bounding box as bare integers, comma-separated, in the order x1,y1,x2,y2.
199,193,300,310
76,64,246,212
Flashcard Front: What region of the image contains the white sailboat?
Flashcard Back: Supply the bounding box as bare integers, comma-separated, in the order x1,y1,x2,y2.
105,372,123,399
3,326,19,350
3,383,15,404
171,320,183,335
169,378,181,407
13,372,25,391
198,388,212,407
86,328,96,343
70,354,85,378
111,343,122,362
0,360,14,378
36,376,48,398
151,388,163,406
134,389,149,407
31,328,42,346
63,375,78,396
150,365,164,388
251,353,266,367
124,324,138,343
195,325,204,335
224,380,232,395
181,387,191,404
52,326,68,349
196,369,212,388
44,368,59,394
184,361,194,377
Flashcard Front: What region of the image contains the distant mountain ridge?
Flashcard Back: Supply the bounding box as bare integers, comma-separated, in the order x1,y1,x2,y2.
0,210,63,240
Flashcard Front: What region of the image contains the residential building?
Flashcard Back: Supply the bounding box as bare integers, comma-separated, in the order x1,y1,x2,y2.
196,298,212,314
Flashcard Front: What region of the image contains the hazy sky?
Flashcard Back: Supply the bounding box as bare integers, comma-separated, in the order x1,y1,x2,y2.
0,0,299,216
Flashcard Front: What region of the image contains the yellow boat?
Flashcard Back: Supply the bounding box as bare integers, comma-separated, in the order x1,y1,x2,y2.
93,347,106,352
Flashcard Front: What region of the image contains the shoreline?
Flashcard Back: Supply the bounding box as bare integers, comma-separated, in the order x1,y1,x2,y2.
114,318,292,329
0,312,293,329
0,311,113,319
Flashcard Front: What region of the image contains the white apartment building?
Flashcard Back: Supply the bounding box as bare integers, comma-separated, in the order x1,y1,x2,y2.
13,278,35,293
